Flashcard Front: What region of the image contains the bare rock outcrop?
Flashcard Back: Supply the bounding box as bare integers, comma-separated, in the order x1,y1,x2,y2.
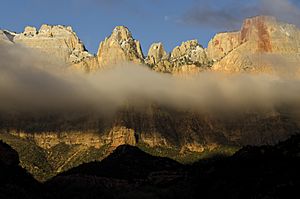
210,16,300,73
150,40,210,74
97,26,144,68
145,42,168,66
207,32,240,61
10,131,105,149
170,40,208,67
3,25,211,74
0,30,15,44
104,126,137,152
13,24,97,71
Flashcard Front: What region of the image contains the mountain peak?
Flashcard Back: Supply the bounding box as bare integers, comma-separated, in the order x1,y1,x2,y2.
59,144,183,180
111,26,132,41
19,24,76,38
12,24,95,71
243,15,277,23
97,26,144,67
109,144,150,158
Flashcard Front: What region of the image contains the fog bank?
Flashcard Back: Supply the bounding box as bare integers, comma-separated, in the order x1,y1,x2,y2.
1,44,300,117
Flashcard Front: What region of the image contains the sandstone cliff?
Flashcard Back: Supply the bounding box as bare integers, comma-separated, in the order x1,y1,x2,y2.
0,30,15,44
170,40,208,66
209,16,300,73
207,31,240,61
148,40,210,74
145,42,168,66
97,26,144,68
2,16,300,74
12,24,98,71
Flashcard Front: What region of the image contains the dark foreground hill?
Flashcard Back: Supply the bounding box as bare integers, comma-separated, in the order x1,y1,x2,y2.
0,141,41,199
0,134,300,199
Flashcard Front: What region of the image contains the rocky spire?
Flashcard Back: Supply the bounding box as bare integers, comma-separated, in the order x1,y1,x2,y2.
147,40,210,75
145,42,168,66
97,26,144,68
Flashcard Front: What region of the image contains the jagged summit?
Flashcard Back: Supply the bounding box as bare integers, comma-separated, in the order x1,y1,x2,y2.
150,39,210,74
96,25,144,68
1,15,300,74
15,24,101,71
110,26,133,41
170,39,207,66
11,24,95,70
16,24,80,42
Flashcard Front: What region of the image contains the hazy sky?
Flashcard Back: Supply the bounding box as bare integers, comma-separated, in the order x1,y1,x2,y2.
1,0,300,54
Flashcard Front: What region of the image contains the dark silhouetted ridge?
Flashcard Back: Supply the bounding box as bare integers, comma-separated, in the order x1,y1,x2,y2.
1,135,300,199
0,141,41,199
60,144,184,180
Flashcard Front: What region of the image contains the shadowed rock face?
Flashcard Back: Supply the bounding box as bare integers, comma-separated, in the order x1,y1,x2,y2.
2,105,298,150
0,30,15,44
1,104,298,181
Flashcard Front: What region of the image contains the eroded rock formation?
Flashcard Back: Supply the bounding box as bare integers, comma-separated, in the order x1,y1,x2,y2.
209,16,300,73
207,32,240,61
97,26,144,68
0,30,15,44
149,40,210,74
145,42,168,66
11,24,98,71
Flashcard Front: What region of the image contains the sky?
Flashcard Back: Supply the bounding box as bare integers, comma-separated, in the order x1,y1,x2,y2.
1,0,300,55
